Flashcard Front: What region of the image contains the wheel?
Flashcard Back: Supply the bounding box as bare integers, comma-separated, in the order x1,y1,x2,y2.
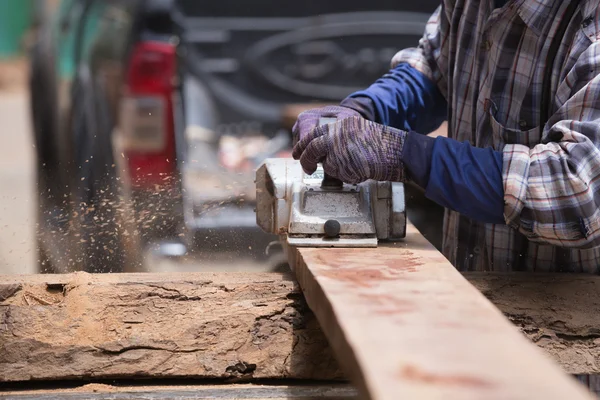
69,71,143,273
36,234,56,274
30,42,64,274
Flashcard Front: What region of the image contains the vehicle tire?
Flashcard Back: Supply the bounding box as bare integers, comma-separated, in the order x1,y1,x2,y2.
36,234,57,274
69,70,143,273
29,42,63,274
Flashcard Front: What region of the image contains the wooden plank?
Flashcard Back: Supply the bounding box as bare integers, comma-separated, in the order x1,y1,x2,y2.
0,383,358,400
290,222,594,399
1,270,599,386
467,273,600,376
0,272,342,382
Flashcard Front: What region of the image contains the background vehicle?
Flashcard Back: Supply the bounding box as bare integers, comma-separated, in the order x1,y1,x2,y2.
30,0,177,273
29,0,441,273
172,0,442,266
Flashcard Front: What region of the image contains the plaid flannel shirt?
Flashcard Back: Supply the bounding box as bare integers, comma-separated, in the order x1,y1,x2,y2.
393,0,600,273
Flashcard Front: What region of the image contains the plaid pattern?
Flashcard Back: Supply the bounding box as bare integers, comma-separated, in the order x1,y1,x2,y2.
393,0,600,273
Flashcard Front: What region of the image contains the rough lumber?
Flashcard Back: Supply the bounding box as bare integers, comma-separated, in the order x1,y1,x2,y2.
0,272,343,382
467,273,600,376
290,223,594,400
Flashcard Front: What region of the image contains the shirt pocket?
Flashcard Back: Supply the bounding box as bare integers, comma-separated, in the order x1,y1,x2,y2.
487,102,542,150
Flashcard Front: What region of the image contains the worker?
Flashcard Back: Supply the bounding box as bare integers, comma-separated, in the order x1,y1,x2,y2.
292,0,600,274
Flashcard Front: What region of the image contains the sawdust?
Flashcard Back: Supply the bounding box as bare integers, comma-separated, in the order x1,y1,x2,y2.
72,383,116,392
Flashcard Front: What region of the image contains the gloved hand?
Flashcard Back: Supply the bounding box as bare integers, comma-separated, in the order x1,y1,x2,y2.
291,105,362,145
292,116,406,184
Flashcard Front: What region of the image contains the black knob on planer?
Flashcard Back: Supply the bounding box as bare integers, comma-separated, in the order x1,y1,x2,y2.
324,219,341,238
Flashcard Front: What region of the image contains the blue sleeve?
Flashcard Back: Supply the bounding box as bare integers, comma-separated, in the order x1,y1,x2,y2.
344,63,447,134
402,132,505,224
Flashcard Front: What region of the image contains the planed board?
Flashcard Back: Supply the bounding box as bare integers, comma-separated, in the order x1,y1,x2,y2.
290,223,594,400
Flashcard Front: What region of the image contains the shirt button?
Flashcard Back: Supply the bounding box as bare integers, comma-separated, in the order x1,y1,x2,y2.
519,120,528,129
484,40,492,51
582,17,593,28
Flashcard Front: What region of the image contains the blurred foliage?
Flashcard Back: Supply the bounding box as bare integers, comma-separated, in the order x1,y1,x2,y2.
0,0,33,57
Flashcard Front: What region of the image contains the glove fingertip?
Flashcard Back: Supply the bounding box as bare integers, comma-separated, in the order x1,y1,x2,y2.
292,148,302,160
302,164,317,175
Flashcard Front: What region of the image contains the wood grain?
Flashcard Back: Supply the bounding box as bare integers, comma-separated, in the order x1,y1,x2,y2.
0,272,342,382
0,383,358,400
468,273,600,375
290,223,594,400
1,270,599,388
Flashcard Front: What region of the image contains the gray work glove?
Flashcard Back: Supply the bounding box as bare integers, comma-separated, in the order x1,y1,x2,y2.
292,105,362,145
292,116,406,184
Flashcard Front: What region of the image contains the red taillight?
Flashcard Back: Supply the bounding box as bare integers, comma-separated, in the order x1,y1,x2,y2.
119,41,176,188
127,41,175,94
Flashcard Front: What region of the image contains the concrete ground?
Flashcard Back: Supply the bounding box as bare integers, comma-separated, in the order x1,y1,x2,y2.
0,90,36,274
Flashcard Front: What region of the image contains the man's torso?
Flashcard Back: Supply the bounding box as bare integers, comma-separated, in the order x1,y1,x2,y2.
404,0,600,272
